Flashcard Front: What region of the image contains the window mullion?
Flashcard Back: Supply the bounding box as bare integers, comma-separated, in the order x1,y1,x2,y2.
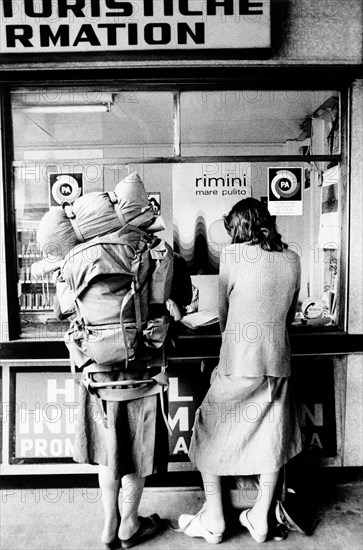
173,90,181,158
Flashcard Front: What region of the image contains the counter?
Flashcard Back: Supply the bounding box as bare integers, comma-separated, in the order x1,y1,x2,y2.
0,323,353,475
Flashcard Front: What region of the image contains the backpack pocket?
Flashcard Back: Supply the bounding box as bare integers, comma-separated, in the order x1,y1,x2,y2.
64,329,91,370
84,324,138,366
67,322,138,367
56,278,76,317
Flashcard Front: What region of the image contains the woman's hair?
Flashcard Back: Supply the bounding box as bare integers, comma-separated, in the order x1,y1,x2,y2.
223,197,287,252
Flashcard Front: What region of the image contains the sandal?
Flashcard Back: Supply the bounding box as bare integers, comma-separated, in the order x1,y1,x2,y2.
178,505,223,544
120,514,163,549
104,537,121,550
239,509,268,543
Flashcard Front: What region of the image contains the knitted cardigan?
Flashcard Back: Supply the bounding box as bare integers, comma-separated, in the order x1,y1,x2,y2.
217,243,301,378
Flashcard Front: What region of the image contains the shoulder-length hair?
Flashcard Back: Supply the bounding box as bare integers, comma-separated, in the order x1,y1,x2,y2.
223,198,287,252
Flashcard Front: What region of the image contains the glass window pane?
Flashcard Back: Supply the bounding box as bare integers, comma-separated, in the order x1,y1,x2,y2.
11,89,174,339
172,160,342,329
180,91,340,157
12,90,174,160
9,86,343,338
13,160,174,339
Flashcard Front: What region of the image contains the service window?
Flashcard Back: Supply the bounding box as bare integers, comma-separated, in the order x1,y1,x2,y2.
9,87,343,339
177,90,342,329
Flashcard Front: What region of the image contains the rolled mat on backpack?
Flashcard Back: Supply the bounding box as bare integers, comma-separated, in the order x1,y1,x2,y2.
63,191,127,242
35,171,160,268
114,171,155,227
37,206,79,263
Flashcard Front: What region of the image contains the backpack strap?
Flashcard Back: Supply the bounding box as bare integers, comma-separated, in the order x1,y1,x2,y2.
62,202,85,242
82,362,172,435
281,464,287,501
133,282,143,334
129,254,144,352
115,248,146,368
108,192,155,230
69,328,79,385
124,223,160,249
107,191,128,227
66,318,82,385
118,285,137,369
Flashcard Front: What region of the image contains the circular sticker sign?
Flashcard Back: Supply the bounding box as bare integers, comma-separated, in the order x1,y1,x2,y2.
301,297,324,319
271,170,301,199
51,174,82,205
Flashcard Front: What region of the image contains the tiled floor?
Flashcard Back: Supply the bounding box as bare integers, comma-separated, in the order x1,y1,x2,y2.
1,477,362,550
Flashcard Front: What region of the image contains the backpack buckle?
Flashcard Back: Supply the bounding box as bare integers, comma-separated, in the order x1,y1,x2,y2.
146,235,161,249
62,202,76,219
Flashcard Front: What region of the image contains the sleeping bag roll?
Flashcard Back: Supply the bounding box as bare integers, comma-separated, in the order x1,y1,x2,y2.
37,171,158,262
114,171,155,227
37,207,79,262
65,191,124,242
63,172,156,241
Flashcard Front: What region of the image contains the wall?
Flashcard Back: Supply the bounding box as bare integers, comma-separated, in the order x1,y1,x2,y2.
348,80,363,335
0,90,9,338
0,0,361,71
343,80,363,467
269,0,362,64
344,355,363,466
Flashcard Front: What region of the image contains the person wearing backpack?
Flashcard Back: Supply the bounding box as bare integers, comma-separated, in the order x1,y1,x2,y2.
67,234,192,549
177,198,303,544
69,239,191,549
33,172,192,549
62,228,190,549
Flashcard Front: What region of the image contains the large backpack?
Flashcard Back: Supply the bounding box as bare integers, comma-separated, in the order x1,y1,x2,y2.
60,224,174,372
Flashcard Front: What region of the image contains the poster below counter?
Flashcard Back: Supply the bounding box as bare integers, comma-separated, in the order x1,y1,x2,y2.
13,371,77,460
10,368,210,463
7,358,339,464
173,163,252,274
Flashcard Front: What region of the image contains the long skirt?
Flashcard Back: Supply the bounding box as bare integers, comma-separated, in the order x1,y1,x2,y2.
73,367,169,479
189,371,302,476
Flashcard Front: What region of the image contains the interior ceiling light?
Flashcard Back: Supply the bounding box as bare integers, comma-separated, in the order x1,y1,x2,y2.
22,104,111,113
12,91,115,113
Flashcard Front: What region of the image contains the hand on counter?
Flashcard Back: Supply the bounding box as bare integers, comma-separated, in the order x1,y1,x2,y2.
166,299,183,321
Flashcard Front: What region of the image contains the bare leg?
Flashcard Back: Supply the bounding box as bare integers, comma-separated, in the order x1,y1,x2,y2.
199,473,226,534
98,465,121,544
118,473,145,540
247,471,279,536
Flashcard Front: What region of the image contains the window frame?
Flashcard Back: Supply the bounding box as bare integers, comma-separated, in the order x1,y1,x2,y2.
1,81,350,346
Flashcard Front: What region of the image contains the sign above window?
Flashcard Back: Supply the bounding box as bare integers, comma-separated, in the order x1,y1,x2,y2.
0,0,271,53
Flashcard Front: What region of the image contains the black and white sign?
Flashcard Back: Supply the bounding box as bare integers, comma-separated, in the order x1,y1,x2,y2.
268,167,303,216
49,172,83,207
0,0,271,53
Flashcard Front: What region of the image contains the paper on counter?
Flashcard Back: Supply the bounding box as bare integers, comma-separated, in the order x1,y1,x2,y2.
180,309,219,330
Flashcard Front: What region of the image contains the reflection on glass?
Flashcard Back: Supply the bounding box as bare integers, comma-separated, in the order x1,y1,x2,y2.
180,90,340,157
10,87,342,337
12,90,174,159
172,161,341,329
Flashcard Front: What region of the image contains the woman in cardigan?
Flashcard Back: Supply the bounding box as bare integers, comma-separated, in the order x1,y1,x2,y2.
178,198,302,544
